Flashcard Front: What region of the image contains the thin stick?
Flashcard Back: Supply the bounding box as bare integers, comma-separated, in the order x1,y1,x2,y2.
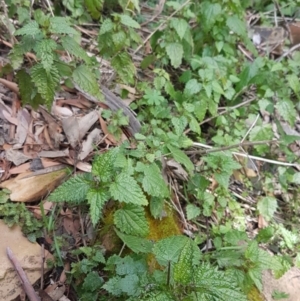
133,0,191,55
6,247,41,301
192,141,300,168
187,140,277,154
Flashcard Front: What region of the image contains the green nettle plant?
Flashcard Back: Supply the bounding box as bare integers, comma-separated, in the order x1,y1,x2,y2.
3,0,300,300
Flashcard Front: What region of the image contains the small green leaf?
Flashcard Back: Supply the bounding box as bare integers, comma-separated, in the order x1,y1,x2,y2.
287,73,300,94
34,39,57,71
186,204,201,220
49,17,78,35
275,98,297,125
184,79,202,96
114,204,149,236
118,14,140,29
110,173,148,205
165,43,183,68
257,196,277,221
171,18,189,40
168,145,194,174
111,52,136,84
87,189,109,225
16,69,35,105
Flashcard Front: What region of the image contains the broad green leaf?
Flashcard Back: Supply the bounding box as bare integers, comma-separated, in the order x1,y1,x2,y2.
248,266,263,291
171,116,188,136
287,73,300,94
118,14,140,29
61,36,91,64
212,81,224,94
110,173,148,205
119,274,140,296
257,196,277,221
165,43,183,69
84,0,104,19
15,20,41,36
292,172,300,184
16,69,35,105
167,145,194,174
184,79,202,96
149,197,165,219
111,52,136,84
114,204,149,236
99,18,114,35
30,63,60,107
87,189,109,225
92,150,117,182
34,39,57,71
171,18,189,40
82,271,103,292
226,15,247,38
153,235,188,266
174,239,194,284
142,163,169,198
201,2,222,30
72,65,104,101
115,229,153,253
194,263,247,300
275,98,297,125
49,173,92,203
186,204,201,220
194,99,208,122
49,17,78,35
245,240,259,262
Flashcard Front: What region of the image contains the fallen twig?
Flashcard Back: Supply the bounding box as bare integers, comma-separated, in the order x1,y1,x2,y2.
6,247,41,301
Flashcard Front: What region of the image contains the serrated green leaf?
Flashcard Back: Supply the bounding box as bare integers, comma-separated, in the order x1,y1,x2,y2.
167,145,193,174
82,271,103,292
49,17,78,35
212,81,224,94
226,15,247,38
115,228,153,253
142,163,169,198
114,204,149,236
245,240,259,262
34,39,57,71
87,188,109,225
275,98,297,125
184,79,202,96
84,0,104,19
61,36,91,64
15,20,41,36
171,116,188,135
99,18,114,35
30,63,60,106
111,52,136,84
110,173,148,205
257,196,277,221
92,150,117,182
72,65,104,101
16,69,34,105
171,18,189,40
153,235,188,266
189,115,201,134
194,263,247,300
292,172,300,184
118,14,140,29
287,73,300,93
186,204,201,220
165,43,183,69
248,266,263,291
174,239,194,284
112,31,127,49
194,99,208,122
49,173,92,203
103,276,122,296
